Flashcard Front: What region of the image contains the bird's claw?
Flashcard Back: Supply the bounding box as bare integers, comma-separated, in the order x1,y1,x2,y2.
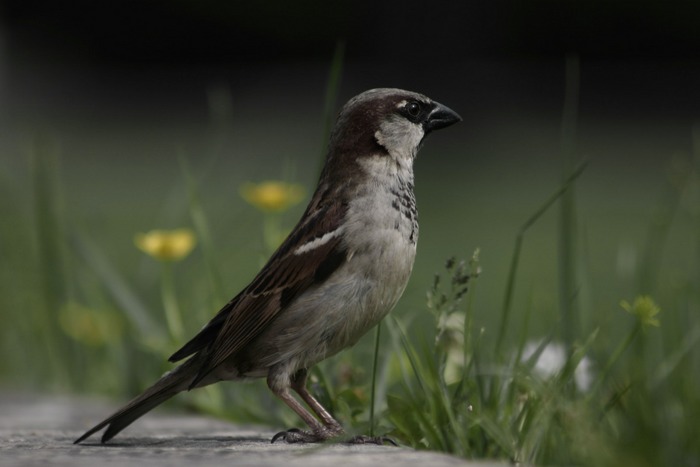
271,428,397,446
346,434,398,446
271,428,326,444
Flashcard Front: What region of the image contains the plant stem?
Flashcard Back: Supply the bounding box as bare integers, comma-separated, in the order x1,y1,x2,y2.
180,153,226,303
559,54,581,353
161,262,184,341
369,321,381,437
317,41,345,176
589,323,640,398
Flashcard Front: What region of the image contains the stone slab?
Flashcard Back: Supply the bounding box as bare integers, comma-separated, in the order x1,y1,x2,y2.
0,392,504,467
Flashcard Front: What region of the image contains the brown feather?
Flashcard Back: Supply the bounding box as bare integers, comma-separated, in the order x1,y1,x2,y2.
187,196,349,388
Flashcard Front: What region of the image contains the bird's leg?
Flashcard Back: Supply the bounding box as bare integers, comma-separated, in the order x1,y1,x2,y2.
289,368,344,434
289,368,395,446
268,368,395,445
267,371,338,443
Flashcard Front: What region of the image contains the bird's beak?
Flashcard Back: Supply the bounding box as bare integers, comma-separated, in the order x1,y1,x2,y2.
424,102,462,133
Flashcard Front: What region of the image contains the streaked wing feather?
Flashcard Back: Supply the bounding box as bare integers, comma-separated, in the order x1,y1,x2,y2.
168,293,244,362
188,194,348,387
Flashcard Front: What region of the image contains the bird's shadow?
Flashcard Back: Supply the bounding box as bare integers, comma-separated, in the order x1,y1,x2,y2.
74,435,271,448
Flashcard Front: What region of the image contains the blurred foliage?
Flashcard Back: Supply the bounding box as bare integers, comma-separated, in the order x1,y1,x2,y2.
1,66,700,466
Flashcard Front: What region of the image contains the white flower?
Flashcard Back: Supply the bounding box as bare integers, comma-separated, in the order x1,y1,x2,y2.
521,340,594,392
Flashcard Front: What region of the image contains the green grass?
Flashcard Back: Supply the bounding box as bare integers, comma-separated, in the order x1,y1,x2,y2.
1,60,700,466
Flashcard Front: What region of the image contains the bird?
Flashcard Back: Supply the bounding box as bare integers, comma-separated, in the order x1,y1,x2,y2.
74,88,461,445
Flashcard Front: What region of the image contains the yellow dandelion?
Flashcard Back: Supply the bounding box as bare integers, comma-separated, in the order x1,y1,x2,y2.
58,301,124,347
621,295,661,329
240,180,305,213
134,228,197,261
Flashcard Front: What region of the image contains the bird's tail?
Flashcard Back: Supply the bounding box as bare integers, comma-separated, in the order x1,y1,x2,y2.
74,358,200,444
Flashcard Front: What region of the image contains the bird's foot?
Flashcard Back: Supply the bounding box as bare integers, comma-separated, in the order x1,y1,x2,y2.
271,428,316,443
345,434,398,446
271,426,341,444
271,428,398,446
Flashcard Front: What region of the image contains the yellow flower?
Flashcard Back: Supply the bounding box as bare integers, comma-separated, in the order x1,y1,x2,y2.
620,295,661,329
59,301,124,347
240,181,305,213
135,228,197,261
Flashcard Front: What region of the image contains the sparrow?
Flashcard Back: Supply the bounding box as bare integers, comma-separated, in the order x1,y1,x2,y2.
74,88,461,445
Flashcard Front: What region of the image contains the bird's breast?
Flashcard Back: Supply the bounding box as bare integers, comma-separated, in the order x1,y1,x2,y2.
342,170,418,308
245,163,420,374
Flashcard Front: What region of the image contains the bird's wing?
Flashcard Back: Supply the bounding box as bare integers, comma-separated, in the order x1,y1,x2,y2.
181,193,348,388
167,292,243,363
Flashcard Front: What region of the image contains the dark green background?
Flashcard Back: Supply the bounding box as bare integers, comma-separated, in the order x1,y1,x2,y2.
1,0,698,405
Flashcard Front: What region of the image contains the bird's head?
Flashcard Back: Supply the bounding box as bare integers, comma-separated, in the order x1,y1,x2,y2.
326,88,461,172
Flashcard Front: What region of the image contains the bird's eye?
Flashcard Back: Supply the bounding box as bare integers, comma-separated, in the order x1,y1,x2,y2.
405,101,421,118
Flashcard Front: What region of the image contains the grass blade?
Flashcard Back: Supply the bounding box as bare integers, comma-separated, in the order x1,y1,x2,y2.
495,160,588,357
